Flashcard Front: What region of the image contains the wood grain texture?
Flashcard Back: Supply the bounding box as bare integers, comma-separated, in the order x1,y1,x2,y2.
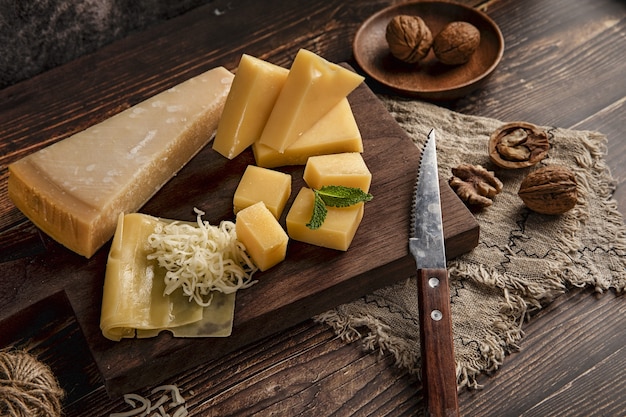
0,35,479,399
1,0,625,415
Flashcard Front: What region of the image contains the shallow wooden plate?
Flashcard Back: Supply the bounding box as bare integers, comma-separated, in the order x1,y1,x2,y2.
353,1,504,100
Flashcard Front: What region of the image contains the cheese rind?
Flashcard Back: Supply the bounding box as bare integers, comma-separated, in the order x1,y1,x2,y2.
8,67,234,258
236,202,289,271
286,187,364,251
252,98,363,168
213,55,289,159
303,152,372,192
258,49,364,153
100,213,235,341
233,165,291,219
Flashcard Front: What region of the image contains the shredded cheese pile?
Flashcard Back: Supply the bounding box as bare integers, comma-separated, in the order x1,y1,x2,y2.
109,384,188,417
147,208,258,306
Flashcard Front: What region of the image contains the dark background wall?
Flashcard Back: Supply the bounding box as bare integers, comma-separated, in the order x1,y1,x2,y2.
0,0,216,89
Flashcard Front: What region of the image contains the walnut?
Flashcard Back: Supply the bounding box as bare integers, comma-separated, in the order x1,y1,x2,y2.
489,122,550,169
518,166,578,215
433,21,480,65
449,163,503,209
385,15,433,63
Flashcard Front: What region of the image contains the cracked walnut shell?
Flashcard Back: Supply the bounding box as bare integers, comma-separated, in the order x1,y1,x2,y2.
489,122,550,169
518,166,578,215
449,163,503,209
385,15,433,63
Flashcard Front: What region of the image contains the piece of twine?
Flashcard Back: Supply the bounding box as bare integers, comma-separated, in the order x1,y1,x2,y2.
0,350,64,417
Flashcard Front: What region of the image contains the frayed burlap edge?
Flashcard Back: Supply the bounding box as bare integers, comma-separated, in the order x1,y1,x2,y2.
315,98,625,390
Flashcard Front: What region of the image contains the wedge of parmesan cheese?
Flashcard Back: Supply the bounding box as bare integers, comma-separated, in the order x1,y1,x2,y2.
8,66,234,258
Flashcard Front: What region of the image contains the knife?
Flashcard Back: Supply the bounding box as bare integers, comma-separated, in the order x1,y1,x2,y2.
410,129,460,417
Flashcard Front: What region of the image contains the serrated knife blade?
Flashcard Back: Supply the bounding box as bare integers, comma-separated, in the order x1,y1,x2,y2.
410,129,460,417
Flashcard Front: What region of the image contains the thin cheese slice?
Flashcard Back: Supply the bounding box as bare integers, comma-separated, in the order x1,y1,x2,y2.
100,213,235,341
252,98,363,168
8,67,234,258
286,187,364,251
213,54,289,159
258,49,364,153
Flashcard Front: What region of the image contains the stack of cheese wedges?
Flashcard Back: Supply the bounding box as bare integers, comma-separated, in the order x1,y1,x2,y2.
214,49,372,253
212,49,365,166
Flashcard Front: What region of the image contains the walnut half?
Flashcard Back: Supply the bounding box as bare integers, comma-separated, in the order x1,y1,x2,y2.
489,122,550,169
449,163,503,209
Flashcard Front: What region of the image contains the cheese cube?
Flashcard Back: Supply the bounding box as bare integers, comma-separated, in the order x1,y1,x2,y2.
303,152,372,192
286,187,364,251
213,54,289,159
252,98,363,168
233,165,291,219
8,67,234,258
258,49,364,153
236,202,289,271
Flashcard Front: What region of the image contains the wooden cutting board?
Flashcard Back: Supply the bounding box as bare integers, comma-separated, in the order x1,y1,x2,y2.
0,74,479,397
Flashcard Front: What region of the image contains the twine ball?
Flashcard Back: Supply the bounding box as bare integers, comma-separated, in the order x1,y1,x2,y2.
0,350,64,417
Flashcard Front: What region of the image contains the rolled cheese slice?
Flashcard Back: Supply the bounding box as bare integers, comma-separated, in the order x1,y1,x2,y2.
258,49,364,153
8,66,234,258
101,213,235,341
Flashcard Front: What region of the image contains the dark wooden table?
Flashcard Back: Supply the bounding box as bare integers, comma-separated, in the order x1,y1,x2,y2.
1,0,624,416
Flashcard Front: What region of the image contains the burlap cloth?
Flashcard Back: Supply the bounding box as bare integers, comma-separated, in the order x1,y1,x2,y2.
316,97,626,388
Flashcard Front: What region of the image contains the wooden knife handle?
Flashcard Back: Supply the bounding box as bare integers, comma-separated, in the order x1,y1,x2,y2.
417,268,460,417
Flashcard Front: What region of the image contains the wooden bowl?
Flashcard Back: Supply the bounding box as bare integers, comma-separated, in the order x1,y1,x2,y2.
353,1,504,100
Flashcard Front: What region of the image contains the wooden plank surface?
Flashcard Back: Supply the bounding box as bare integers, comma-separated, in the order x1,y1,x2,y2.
0,63,478,396
1,0,624,415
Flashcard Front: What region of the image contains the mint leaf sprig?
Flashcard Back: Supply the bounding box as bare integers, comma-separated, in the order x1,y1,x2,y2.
306,185,373,230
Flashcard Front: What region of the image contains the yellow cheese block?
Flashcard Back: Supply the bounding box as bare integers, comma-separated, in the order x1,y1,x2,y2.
303,152,372,192
213,54,289,159
258,49,364,153
8,67,234,258
233,165,291,219
101,213,235,341
286,187,364,251
236,202,289,271
252,98,363,168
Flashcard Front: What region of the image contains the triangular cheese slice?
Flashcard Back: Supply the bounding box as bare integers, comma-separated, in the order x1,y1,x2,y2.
257,49,363,153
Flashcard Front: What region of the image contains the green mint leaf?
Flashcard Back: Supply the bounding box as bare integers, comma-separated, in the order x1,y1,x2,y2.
306,185,373,230
306,190,328,230
317,185,373,207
